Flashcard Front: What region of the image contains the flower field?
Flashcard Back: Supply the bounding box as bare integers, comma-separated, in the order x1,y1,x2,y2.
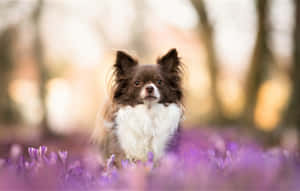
0,129,299,191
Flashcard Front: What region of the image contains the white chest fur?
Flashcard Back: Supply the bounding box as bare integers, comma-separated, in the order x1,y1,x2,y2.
115,103,182,161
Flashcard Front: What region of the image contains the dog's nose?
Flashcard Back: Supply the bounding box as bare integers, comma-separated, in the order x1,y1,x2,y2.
146,86,154,94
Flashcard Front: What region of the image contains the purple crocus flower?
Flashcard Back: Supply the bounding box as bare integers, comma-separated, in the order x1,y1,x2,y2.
58,150,68,164
0,129,300,190
106,154,115,170
38,146,47,157
28,147,38,161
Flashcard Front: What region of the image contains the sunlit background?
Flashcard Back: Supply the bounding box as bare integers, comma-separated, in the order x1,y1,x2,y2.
0,0,299,148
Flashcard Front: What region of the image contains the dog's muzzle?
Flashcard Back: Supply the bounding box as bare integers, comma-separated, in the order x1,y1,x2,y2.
141,83,160,102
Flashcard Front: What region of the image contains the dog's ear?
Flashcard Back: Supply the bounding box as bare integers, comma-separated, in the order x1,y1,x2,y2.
114,51,137,77
157,48,180,72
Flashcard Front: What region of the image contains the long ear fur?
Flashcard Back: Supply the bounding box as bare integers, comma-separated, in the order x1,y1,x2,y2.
114,51,137,78
157,48,180,72
158,48,184,103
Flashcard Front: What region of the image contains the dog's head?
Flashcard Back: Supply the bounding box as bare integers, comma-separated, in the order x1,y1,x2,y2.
112,49,183,106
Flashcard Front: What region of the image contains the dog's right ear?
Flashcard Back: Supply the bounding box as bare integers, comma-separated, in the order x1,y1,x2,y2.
157,48,180,73
114,51,137,77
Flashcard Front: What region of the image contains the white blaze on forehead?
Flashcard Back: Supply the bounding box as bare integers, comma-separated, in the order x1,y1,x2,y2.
140,83,160,99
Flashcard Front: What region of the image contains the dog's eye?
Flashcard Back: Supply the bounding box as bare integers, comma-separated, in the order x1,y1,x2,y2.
134,81,141,86
157,80,162,85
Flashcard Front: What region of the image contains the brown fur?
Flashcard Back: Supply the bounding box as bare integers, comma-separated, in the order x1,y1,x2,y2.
93,49,184,165
113,49,183,106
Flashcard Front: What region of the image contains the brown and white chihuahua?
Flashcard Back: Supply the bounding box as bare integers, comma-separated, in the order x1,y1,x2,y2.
92,49,184,165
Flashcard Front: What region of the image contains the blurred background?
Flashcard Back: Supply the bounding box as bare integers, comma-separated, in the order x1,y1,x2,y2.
0,0,299,149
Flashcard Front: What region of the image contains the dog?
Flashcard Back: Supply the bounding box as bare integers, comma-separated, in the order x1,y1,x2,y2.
92,48,184,165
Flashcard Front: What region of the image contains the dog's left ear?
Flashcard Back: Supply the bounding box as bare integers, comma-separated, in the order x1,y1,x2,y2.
157,48,180,72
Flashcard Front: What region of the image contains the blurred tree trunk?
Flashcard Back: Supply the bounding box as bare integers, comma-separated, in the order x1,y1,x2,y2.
32,0,53,137
282,0,300,128
191,0,225,123
131,0,148,58
242,0,272,126
0,27,20,124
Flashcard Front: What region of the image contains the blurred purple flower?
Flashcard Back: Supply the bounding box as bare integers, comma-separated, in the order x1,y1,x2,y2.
148,152,154,162
38,146,47,157
121,159,130,169
58,150,68,164
0,129,300,190
28,147,38,161
10,144,22,161
44,152,58,165
106,154,115,170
